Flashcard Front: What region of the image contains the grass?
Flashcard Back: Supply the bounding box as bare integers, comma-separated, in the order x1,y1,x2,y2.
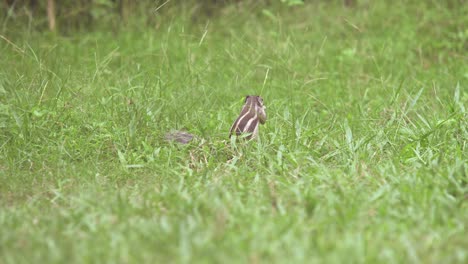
1,1,467,263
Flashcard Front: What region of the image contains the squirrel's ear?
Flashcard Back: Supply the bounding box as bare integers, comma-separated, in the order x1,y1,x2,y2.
256,96,264,105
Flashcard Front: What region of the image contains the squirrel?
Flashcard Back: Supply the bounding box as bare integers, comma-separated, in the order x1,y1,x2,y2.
165,95,267,144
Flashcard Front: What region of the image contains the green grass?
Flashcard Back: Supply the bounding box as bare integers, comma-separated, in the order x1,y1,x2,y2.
1,1,467,263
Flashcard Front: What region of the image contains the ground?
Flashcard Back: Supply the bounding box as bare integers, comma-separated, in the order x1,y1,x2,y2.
0,1,467,263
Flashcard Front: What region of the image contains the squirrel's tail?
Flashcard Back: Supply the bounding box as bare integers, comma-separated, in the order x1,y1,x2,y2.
165,131,195,144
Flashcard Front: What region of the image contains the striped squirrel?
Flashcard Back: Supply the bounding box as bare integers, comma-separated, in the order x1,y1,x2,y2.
229,95,267,140
165,95,267,144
